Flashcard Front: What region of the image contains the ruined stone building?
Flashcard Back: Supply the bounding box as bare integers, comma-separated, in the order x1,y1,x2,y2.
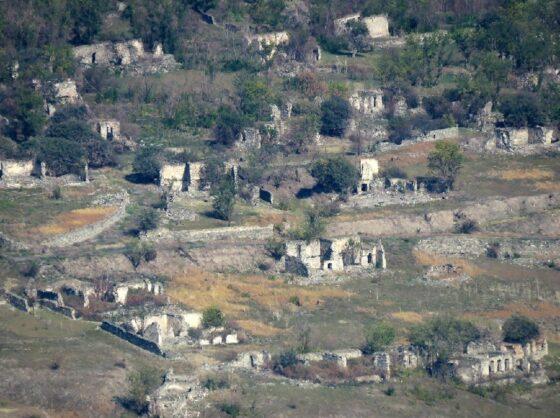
492,126,556,150
358,157,380,193
451,338,549,385
334,14,390,39
95,119,121,141
159,161,238,193
285,236,386,276
349,89,384,115
148,370,207,418
245,31,290,59
73,40,179,74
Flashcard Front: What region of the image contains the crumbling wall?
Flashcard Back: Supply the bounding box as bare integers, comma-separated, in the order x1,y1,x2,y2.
362,15,390,38
145,224,274,244
160,163,187,192
4,292,31,312
349,90,384,115
96,119,121,141
0,160,35,178
245,31,290,58
101,321,165,356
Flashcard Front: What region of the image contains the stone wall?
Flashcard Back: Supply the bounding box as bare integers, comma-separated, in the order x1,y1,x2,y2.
39,192,129,248
328,192,560,238
4,292,31,312
100,321,165,356
145,224,274,244
362,15,390,38
38,299,77,319
349,90,384,115
0,160,35,178
96,119,121,141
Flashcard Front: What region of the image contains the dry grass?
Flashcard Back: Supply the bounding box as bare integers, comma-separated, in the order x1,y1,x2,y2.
494,168,555,181
377,141,440,167
535,181,560,192
390,311,425,323
32,207,117,235
413,249,484,277
235,320,284,337
168,269,353,319
469,301,560,321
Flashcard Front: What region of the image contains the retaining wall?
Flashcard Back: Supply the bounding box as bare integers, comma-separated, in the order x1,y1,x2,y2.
5,292,31,312
100,321,165,356
327,193,560,238
145,224,274,244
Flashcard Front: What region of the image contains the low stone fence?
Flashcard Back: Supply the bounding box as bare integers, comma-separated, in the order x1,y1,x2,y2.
100,321,165,356
145,224,274,244
328,193,560,238
5,292,31,312
376,127,462,152
38,299,77,319
39,192,129,248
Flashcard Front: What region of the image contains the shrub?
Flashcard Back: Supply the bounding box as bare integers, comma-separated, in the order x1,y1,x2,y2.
502,315,540,344
362,322,396,355
427,141,465,190
293,207,326,242
381,166,408,179
136,208,159,233
210,175,236,221
202,376,229,390
202,306,225,328
320,96,351,137
50,186,63,200
21,261,40,278
289,295,301,306
132,147,161,183
384,386,396,396
34,136,86,176
125,367,163,415
219,402,241,417
455,219,478,234
310,156,359,195
273,350,299,372
498,93,546,128
214,106,246,146
409,316,480,362
486,242,500,258
265,239,286,260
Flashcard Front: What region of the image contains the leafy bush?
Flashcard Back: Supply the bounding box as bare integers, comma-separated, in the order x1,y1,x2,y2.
502,315,540,344
320,96,351,137
136,208,159,233
202,306,225,328
362,322,396,355
132,147,161,183
265,239,286,260
292,207,325,242
381,166,408,179
21,261,40,278
51,186,63,200
498,93,546,128
214,106,246,146
219,402,241,417
34,136,86,176
289,295,301,306
310,156,359,195
427,141,465,190
409,316,480,361
202,376,229,390
210,174,236,221
124,367,163,415
273,350,299,372
486,242,500,258
455,219,478,234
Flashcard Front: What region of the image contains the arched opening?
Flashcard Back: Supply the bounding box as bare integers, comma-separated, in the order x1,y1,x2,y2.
327,263,333,270
367,253,373,264
91,52,96,64
361,183,368,192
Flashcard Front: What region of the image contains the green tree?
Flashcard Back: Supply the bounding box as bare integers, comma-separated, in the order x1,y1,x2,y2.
502,315,540,344
498,93,546,128
126,366,163,414
362,322,396,355
202,306,225,328
214,106,246,146
427,141,465,190
211,174,236,221
136,208,159,234
409,316,480,362
310,156,359,195
236,76,273,121
34,136,85,176
320,96,351,137
286,114,320,154
132,146,161,183
294,207,325,242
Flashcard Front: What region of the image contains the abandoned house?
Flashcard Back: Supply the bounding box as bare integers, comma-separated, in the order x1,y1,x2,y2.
244,31,290,59
492,126,557,150
285,236,386,276
148,370,207,418
334,14,390,39
451,338,549,385
95,119,121,141
357,157,380,193
159,160,238,193
349,89,384,115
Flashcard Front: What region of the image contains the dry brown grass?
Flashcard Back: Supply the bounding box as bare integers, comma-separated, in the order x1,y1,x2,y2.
467,301,560,321
413,249,484,277
32,207,117,235
377,141,441,167
168,269,353,321
390,311,426,323
535,181,560,192
235,320,284,337
494,168,555,181
244,210,297,227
